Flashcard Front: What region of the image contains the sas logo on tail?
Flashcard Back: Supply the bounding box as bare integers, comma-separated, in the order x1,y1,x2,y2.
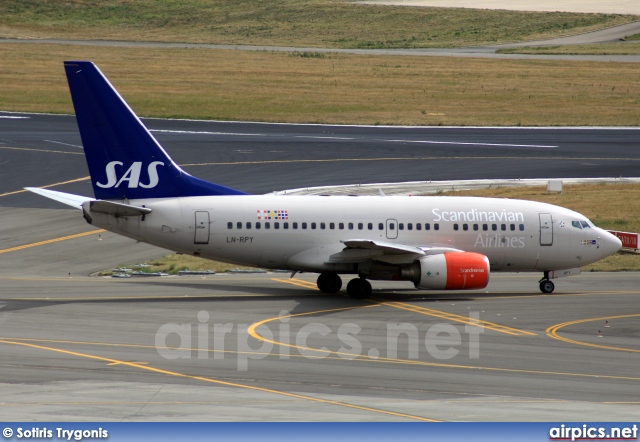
97,161,164,189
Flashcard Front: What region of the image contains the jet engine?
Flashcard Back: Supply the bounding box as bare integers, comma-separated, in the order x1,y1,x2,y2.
414,252,490,290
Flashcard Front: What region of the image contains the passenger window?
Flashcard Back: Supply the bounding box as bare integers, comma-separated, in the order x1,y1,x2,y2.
236,222,242,229
416,223,422,231
330,222,335,229
463,224,468,231
407,223,413,231
501,224,506,231
378,223,384,230
274,222,280,229
473,224,478,231
339,223,344,230
483,224,488,231
399,223,404,230
284,222,289,229
227,222,232,229
320,222,325,230
425,223,430,230
453,224,459,231
434,223,439,231
492,224,497,231
246,222,252,229
311,222,317,229
265,222,271,229
389,223,395,230
519,224,525,231
348,223,354,230
302,222,307,229
510,224,515,231
368,223,373,230
256,222,261,229
358,223,364,230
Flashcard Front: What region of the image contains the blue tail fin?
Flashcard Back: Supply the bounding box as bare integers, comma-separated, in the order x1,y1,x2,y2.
64,61,247,200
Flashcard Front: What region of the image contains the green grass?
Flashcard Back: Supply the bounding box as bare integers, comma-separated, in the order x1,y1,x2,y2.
97,254,254,276
497,42,640,55
0,0,636,49
2,43,640,126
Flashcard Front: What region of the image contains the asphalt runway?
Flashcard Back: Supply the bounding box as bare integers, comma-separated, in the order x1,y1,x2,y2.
1,268,639,421
1,113,639,421
2,112,640,208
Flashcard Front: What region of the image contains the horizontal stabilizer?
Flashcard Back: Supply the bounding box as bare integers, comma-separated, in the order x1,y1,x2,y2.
25,187,93,209
87,200,152,217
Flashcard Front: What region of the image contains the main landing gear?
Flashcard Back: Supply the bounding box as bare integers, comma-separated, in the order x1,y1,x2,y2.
316,273,372,299
539,271,555,294
346,278,372,299
317,273,342,294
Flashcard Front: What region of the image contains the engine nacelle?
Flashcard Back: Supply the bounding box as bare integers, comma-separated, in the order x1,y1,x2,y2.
415,252,490,290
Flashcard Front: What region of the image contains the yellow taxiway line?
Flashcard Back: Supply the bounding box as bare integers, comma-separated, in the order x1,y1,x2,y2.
0,229,105,255
0,338,439,422
546,314,640,353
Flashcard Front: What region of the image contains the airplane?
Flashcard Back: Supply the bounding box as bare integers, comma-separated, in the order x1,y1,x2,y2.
27,61,622,299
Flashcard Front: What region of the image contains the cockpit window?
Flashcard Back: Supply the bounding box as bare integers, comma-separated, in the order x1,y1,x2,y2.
572,220,592,230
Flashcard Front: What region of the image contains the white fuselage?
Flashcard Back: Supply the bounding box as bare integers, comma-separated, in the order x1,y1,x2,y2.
85,195,621,274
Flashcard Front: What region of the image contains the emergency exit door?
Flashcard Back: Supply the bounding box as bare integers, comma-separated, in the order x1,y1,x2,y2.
539,213,553,246
194,211,210,244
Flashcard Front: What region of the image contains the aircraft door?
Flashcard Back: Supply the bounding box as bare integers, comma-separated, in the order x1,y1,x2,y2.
386,219,398,239
539,213,553,246
194,211,210,244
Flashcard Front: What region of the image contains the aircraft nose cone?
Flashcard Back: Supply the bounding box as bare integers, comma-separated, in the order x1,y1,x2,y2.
601,230,622,256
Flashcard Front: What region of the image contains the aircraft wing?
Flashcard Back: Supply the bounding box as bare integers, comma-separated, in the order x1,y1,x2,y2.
326,239,463,264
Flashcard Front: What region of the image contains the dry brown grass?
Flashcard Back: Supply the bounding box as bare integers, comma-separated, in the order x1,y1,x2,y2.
2,43,640,126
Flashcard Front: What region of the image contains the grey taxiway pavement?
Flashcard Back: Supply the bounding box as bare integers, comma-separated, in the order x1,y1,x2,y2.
3,19,640,62
1,114,639,421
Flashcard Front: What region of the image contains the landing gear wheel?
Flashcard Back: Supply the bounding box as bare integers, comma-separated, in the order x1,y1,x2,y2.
539,280,555,294
317,273,342,294
346,278,372,299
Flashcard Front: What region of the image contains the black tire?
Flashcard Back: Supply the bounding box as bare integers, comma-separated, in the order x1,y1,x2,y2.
539,280,555,294
346,278,372,299
317,273,342,293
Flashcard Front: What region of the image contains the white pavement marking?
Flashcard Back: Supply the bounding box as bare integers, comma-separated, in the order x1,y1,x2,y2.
151,128,556,148
44,140,83,149
384,140,557,148
150,129,263,136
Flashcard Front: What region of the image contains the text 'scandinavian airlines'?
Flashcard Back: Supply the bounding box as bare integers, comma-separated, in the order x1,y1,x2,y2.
28,61,622,298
